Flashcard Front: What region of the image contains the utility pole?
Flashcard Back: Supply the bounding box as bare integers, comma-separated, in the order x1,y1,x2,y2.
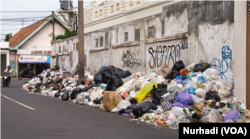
52,11,55,41
75,11,78,35
78,0,84,79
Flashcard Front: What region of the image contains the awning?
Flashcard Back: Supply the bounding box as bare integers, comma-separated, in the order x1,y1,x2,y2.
19,55,50,64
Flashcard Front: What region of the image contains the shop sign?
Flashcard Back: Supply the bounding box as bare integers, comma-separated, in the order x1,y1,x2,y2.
19,55,50,63
31,50,52,55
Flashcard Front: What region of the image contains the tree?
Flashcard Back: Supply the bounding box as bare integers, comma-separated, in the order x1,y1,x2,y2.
4,33,12,42
55,29,77,40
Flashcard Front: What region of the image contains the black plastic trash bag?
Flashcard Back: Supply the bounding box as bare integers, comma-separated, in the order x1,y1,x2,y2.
204,91,221,102
61,92,69,101
78,76,88,85
172,60,185,71
209,101,226,109
38,75,44,81
166,70,179,80
35,83,43,89
51,65,59,71
129,98,138,105
46,72,51,78
52,84,59,90
106,75,123,91
150,84,168,105
101,71,112,84
190,113,203,123
70,88,83,100
119,108,133,115
93,97,103,104
115,68,131,79
85,96,91,102
193,62,211,73
132,101,157,118
54,79,62,84
54,91,61,98
94,66,115,84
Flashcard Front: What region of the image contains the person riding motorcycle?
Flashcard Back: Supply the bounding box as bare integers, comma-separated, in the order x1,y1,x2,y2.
4,66,12,83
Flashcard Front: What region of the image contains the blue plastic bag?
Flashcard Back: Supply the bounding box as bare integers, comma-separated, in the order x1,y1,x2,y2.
223,109,241,122
198,75,206,83
172,89,194,108
182,78,191,87
175,75,182,80
188,87,196,95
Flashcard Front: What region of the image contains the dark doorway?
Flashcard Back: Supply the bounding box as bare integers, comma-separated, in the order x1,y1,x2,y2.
1,54,7,76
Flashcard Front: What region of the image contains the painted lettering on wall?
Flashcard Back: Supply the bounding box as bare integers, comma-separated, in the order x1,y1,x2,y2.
210,46,232,81
180,39,188,49
31,50,52,55
121,50,141,68
149,45,181,69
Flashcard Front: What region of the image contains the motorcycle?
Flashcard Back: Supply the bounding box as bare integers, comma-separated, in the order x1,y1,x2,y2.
18,69,34,80
2,72,10,87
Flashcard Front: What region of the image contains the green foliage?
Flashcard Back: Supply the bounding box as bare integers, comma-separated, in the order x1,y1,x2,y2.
55,29,77,40
4,33,12,42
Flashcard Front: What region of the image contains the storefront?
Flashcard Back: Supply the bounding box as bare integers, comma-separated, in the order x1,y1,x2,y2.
17,50,51,75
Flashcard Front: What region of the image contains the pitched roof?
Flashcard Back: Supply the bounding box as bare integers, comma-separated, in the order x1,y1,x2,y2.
9,16,50,47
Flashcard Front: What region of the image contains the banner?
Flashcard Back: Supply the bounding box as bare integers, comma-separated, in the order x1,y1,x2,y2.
19,55,50,64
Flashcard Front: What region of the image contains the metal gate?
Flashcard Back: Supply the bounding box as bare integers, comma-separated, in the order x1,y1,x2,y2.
1,54,6,76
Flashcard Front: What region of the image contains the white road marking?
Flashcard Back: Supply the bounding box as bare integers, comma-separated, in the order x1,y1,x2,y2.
1,94,36,110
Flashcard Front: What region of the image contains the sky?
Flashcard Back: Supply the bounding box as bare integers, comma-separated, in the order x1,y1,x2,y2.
0,0,92,40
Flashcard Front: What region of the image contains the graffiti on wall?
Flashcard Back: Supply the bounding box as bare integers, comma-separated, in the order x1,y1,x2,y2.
210,45,232,81
148,40,187,69
10,61,16,77
121,50,141,68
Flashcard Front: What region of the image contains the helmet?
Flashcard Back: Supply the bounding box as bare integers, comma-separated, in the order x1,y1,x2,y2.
8,66,11,70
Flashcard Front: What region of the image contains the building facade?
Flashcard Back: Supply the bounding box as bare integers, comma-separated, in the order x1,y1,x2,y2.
51,1,248,106
9,14,70,77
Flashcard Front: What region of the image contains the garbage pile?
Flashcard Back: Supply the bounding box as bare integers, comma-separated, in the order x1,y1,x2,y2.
23,61,250,129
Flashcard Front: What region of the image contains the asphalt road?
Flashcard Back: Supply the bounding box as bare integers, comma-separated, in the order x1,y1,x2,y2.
1,78,178,139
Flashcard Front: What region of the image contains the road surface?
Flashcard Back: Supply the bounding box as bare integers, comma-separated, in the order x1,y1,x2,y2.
1,78,178,139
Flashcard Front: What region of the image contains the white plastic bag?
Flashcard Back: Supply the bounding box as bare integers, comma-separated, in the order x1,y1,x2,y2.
111,100,131,113
203,68,219,76
116,79,135,94
48,91,57,97
76,93,86,105
195,88,205,98
89,87,104,101
167,107,189,119
200,108,221,123
190,94,205,103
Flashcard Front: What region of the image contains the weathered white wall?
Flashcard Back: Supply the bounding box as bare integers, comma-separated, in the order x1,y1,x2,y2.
89,50,109,71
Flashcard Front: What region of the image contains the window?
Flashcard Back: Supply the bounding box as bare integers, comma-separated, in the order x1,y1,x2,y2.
99,9,102,16
73,44,75,50
110,5,114,13
100,37,103,47
105,32,109,46
129,1,133,6
148,26,155,38
76,42,78,51
63,46,66,52
116,3,119,11
59,46,61,52
95,11,98,18
96,38,99,47
135,29,140,41
136,0,140,4
124,32,128,42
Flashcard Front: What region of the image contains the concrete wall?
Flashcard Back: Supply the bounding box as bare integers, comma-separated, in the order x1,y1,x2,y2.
51,1,246,103
9,51,17,77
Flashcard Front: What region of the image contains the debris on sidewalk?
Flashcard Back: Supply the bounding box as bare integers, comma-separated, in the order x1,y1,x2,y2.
22,61,250,129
